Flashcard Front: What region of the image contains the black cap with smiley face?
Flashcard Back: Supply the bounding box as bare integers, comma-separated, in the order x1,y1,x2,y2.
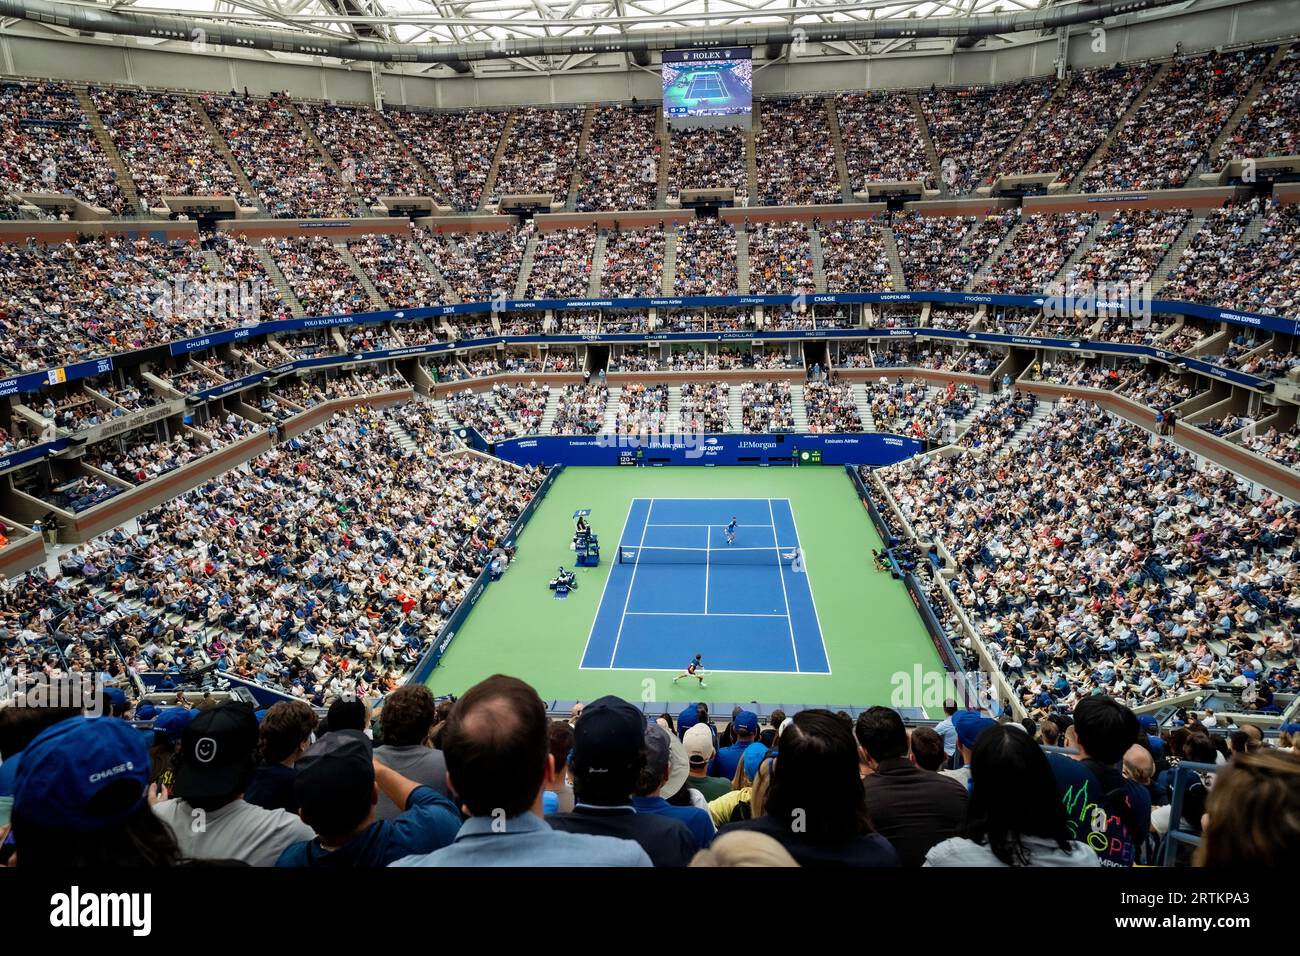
175,701,261,803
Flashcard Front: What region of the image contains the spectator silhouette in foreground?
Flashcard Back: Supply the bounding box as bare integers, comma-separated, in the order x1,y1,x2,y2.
721,709,899,866
1195,749,1300,866
925,724,1098,867
393,676,650,866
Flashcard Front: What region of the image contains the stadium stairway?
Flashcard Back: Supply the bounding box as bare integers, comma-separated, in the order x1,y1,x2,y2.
745,108,760,203
189,95,268,215
882,226,906,290
908,93,943,192
602,387,623,432
514,231,540,299
385,417,421,455
480,112,517,210
789,383,810,431
72,87,143,216
667,386,683,429
1150,213,1206,293
589,230,609,296
965,211,1025,291
726,386,745,433
851,382,877,430
253,244,306,317
1200,43,1293,175
1051,215,1108,285
570,106,595,211
539,389,564,432
409,239,459,301
287,101,370,217
334,243,389,311
662,227,679,293
824,96,855,203
1005,399,1055,451
735,228,752,294
655,107,671,208
809,227,828,293
984,74,1069,182
1068,60,1172,191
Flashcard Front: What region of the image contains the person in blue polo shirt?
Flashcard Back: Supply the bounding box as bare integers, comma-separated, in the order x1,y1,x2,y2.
276,729,461,867
713,710,759,781
633,724,715,850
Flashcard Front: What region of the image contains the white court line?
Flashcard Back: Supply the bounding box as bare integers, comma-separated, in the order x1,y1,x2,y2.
624,611,788,618
703,523,710,614
783,496,833,676
645,522,775,528
578,664,832,675
578,495,636,669
768,497,801,673
609,497,652,668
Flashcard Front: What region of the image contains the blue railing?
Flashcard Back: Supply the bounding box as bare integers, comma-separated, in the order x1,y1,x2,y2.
1161,760,1219,866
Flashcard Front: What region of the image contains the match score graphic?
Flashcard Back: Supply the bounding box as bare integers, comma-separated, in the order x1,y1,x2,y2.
662,47,753,118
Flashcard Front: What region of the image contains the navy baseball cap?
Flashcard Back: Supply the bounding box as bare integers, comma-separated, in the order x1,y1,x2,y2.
13,716,151,831
573,696,645,778
677,704,700,735
151,706,196,745
733,711,759,736
135,702,160,721
953,710,998,749
174,702,259,802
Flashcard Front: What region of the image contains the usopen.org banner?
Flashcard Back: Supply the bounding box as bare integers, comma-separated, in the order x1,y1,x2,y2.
491,432,923,468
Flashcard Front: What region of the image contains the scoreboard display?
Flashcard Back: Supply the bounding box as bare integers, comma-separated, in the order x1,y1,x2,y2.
662,47,753,118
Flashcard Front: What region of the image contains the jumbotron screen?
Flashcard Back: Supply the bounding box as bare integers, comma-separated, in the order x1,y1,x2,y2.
662,47,753,118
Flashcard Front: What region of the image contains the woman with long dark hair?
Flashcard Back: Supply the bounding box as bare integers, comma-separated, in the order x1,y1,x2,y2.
720,709,897,866
925,725,1098,867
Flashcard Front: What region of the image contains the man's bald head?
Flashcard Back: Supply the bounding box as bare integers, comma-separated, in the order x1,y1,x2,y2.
1123,744,1155,786
443,674,549,817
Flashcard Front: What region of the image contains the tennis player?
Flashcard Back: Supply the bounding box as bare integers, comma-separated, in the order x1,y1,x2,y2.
724,516,738,545
672,654,707,688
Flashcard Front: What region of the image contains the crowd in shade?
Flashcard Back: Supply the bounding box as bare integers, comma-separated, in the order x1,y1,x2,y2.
679,382,731,433
818,217,894,292
1063,209,1191,290
919,79,1054,194
667,127,748,203
882,397,1300,717
383,108,509,212
445,383,549,442
419,225,533,303
264,236,372,316
296,101,438,208
746,221,817,295
550,384,608,435
526,227,596,299
674,219,738,295
1081,48,1273,193
977,212,1098,294
577,105,659,212
868,379,978,443
91,87,253,210
803,381,863,433
492,107,583,205
741,381,794,432
202,93,355,219
347,231,447,309
755,96,843,206
1001,63,1158,186
0,81,132,214
1164,199,1300,316
1215,46,1300,165
836,92,933,188
599,228,665,297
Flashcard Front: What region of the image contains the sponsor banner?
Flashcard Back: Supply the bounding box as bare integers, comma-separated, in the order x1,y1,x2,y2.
0,439,67,474
492,432,923,468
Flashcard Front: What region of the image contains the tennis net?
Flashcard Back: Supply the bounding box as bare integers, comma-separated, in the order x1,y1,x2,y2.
617,545,798,566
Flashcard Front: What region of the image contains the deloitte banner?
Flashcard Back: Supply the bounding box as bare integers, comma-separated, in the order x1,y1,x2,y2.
491,432,923,468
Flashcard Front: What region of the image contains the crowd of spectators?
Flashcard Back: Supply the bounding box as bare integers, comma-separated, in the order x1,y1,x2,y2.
674,219,738,295
837,92,933,189
419,225,532,303
347,232,446,310
869,379,978,442
1215,46,1300,165
756,96,842,205
1064,209,1191,290
953,391,1038,453
526,227,596,298
679,382,731,433
264,237,371,316
613,383,670,436
577,105,659,212
819,217,894,292
599,228,665,296
740,381,794,431
919,80,1054,194
202,93,354,218
803,381,863,433
550,384,607,435
296,101,436,208
667,127,748,203
384,108,509,212
492,107,583,205
1080,48,1273,193
746,221,816,295
978,213,1097,294
0,80,131,214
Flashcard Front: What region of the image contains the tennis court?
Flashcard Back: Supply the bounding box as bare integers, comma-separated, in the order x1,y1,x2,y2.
685,71,725,100
424,467,942,706
580,497,829,674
